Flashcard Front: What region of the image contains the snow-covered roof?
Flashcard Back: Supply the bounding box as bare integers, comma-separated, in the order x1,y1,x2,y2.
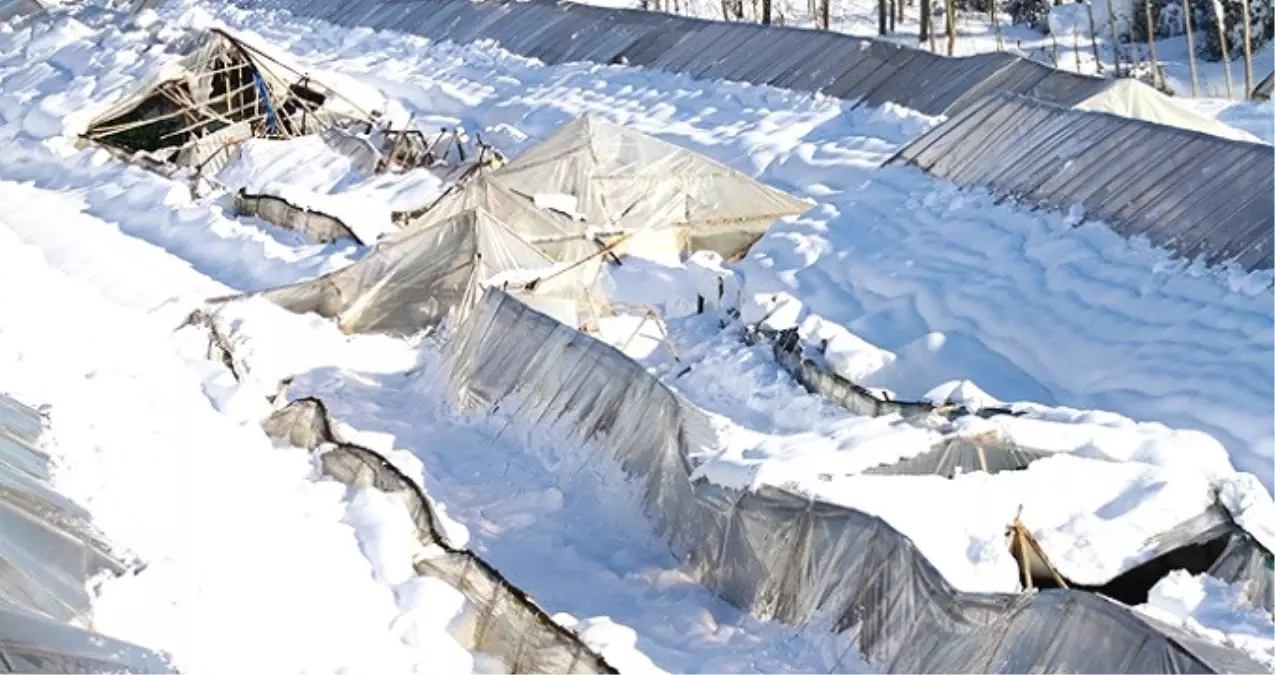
889,93,1274,272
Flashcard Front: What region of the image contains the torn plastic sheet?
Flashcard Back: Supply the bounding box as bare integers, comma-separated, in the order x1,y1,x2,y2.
261,397,617,675
0,391,174,674
440,288,1268,674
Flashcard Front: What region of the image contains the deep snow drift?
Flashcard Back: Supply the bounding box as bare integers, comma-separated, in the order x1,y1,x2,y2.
0,0,1271,671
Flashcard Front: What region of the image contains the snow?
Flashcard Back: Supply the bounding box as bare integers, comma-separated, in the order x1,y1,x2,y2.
0,193,471,673
0,0,1270,670
1138,571,1275,668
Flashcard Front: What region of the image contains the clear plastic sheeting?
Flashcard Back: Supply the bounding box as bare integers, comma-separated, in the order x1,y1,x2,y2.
0,392,173,674
261,398,617,675
864,437,1054,477
490,115,810,261
233,189,363,244
888,93,1275,271
235,0,1116,118
402,176,600,263
237,206,609,335
441,289,1268,674
1208,534,1274,614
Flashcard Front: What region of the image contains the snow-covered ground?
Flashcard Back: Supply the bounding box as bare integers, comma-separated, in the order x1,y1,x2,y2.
0,0,1271,671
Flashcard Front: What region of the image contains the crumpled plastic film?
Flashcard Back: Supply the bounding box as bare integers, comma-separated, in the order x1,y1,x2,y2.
261,398,617,674
0,392,174,674
441,289,1269,674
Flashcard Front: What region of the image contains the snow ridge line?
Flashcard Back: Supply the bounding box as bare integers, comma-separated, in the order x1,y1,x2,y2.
258,396,618,674
440,287,1267,673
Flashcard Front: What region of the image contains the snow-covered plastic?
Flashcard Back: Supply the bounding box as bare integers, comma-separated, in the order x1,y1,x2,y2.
440,288,1269,673
0,393,173,673
233,189,364,244
261,398,617,674
232,206,610,335
889,93,1274,271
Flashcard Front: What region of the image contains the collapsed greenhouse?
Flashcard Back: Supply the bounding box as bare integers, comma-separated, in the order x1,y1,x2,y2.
81,27,381,171
241,206,612,334
228,115,810,335
436,288,1273,674
486,115,811,263
0,392,173,673
260,397,616,674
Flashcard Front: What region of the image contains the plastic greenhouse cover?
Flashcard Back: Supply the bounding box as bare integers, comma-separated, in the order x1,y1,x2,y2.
888,94,1275,271
0,392,172,674
404,175,601,262
260,397,616,674
233,0,1119,117
862,437,1054,478
440,289,1268,674
489,115,810,246
246,206,604,335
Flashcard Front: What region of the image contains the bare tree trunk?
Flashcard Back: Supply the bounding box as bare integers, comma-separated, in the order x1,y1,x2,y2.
1086,0,1103,73
992,0,1004,49
1213,0,1235,97
946,0,956,54
1107,0,1122,76
1241,0,1254,95
1073,26,1082,70
920,0,932,43
889,0,897,32
762,0,771,23
1182,0,1198,92
880,0,889,33
820,0,830,29
1143,0,1160,88
1050,29,1060,64
897,0,905,26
